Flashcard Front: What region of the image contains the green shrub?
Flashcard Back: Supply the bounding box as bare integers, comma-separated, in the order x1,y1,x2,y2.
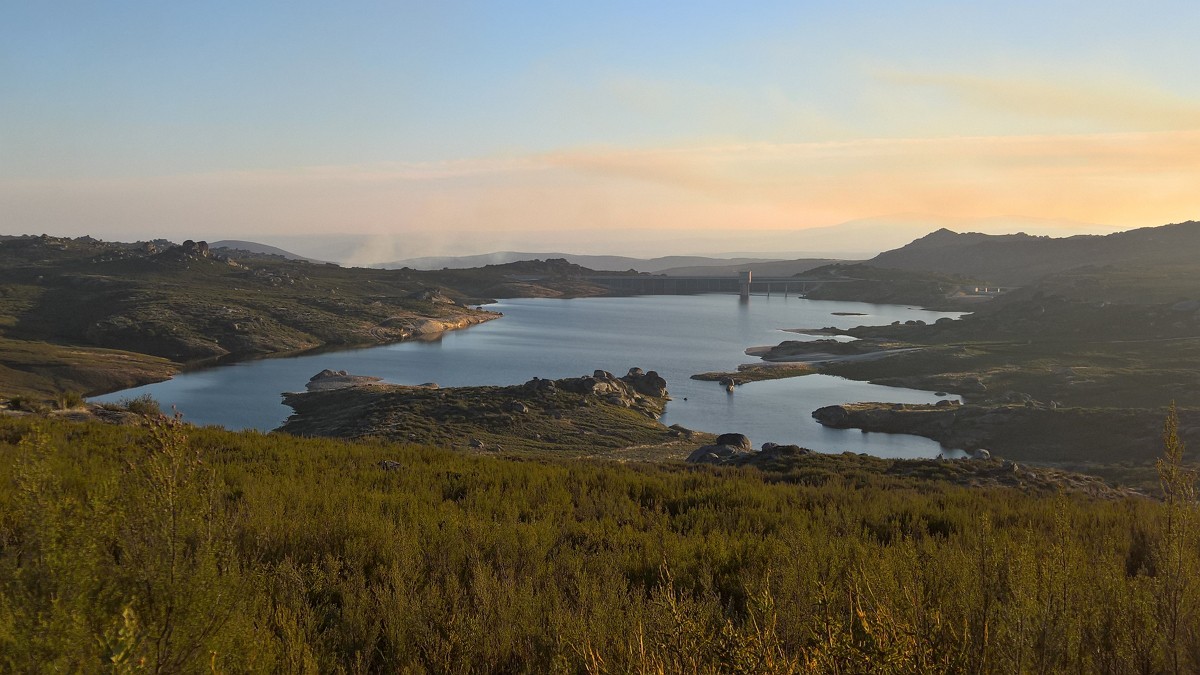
119,393,162,416
54,391,84,410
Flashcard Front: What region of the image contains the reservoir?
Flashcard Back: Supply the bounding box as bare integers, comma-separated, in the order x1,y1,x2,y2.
95,294,964,458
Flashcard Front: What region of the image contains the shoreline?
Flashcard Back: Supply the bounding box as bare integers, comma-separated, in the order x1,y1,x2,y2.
745,343,923,366
85,309,501,399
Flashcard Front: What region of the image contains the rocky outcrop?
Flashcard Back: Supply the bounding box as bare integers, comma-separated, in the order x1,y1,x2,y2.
155,239,213,263
626,369,668,398
554,368,669,414
715,432,751,449
687,445,749,464
305,369,384,392
686,436,817,466
760,442,808,454
686,432,754,464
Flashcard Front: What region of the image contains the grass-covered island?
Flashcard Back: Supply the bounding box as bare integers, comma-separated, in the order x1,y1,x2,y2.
2,411,1198,672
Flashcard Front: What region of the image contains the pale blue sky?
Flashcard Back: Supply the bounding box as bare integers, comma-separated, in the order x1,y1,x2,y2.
2,2,1199,255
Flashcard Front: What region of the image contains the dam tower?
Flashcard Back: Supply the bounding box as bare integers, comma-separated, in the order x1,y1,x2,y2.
738,270,752,300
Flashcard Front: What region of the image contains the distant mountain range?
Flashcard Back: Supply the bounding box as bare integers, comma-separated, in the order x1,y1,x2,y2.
778,214,1116,258
213,213,1113,266
654,258,852,277
869,221,1200,285
190,214,1161,285
372,252,789,274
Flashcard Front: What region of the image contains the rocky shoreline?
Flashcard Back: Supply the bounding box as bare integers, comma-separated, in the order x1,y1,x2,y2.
811,402,1199,464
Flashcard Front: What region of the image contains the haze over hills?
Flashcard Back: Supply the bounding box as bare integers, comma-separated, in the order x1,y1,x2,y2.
373,252,788,273
217,214,1116,267
360,214,1109,273
784,213,1118,256
655,258,853,277
870,220,1200,285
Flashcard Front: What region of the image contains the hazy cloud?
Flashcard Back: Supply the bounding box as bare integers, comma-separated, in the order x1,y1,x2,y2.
878,70,1200,131
4,130,1198,257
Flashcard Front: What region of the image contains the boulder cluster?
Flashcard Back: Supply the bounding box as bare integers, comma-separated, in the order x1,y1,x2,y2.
180,239,211,257
556,368,668,402
519,367,669,418
154,239,221,263
686,433,811,465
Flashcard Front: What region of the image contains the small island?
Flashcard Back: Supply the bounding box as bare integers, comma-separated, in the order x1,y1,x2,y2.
278,367,711,460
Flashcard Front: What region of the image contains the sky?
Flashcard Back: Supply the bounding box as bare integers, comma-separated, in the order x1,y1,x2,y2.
3,1,1200,261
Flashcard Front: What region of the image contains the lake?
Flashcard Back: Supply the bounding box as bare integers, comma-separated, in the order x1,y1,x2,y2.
94,294,965,458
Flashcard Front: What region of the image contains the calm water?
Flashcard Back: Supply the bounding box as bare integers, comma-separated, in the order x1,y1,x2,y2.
95,294,965,458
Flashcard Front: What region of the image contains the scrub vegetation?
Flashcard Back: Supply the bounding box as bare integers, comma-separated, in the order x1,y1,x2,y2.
1,413,1197,673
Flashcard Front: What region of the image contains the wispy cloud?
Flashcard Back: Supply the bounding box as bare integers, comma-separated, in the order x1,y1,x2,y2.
877,69,1200,131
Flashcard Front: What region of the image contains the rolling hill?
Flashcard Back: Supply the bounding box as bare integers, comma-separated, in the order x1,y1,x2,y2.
870,220,1200,285
209,239,326,263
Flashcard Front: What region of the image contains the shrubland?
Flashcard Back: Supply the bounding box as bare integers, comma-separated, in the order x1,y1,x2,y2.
1,414,1197,672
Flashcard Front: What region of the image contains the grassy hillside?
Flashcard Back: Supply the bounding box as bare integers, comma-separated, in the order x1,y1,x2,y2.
795,263,981,309
870,220,1200,285
0,236,614,399
1,415,1197,672
822,261,1200,409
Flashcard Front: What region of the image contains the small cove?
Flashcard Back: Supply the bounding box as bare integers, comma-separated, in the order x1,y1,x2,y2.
95,294,965,458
